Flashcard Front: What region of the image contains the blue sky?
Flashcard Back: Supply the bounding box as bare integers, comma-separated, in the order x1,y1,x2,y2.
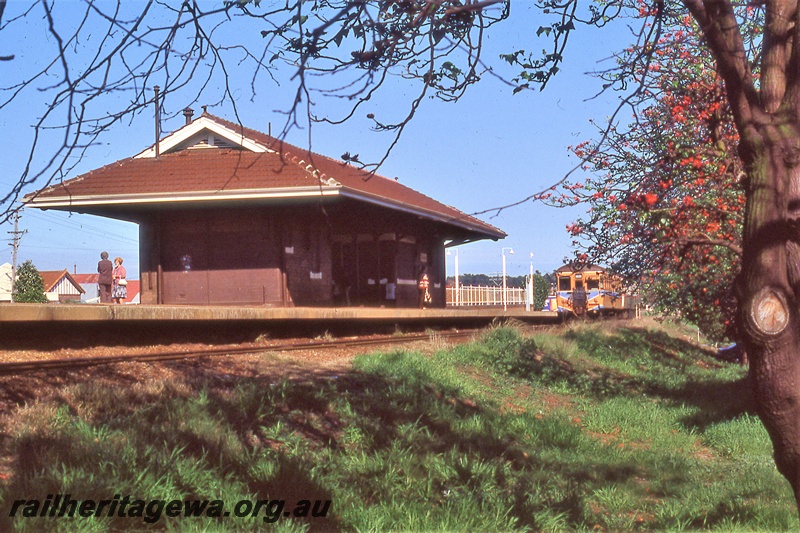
0,2,627,280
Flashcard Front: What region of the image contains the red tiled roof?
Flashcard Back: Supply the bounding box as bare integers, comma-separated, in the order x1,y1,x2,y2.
24,113,505,240
38,270,85,294
72,273,99,284
30,150,318,196
123,280,140,303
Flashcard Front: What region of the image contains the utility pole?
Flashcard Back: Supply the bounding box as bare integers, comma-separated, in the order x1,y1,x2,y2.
154,85,161,159
8,210,26,303
526,252,534,312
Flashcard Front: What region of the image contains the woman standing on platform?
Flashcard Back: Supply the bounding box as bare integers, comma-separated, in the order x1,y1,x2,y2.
112,256,127,304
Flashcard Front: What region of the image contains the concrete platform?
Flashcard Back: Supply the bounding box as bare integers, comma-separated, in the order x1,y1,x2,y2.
0,303,560,323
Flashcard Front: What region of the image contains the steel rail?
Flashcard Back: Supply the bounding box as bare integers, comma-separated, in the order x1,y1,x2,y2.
0,330,483,375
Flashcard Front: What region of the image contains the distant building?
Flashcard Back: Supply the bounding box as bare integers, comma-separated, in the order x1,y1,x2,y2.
24,112,505,307
38,270,85,303
123,279,140,304
73,273,139,304
72,273,100,303
0,263,12,303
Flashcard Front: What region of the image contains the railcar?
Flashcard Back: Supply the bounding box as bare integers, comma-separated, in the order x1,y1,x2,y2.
545,264,638,319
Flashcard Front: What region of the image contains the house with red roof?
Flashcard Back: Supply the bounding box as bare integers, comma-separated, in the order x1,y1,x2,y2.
38,270,85,303
24,111,505,307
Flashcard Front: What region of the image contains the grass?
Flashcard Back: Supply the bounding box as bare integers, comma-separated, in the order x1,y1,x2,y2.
0,319,797,531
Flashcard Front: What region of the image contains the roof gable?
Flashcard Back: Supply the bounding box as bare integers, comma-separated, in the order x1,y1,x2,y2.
134,115,276,158
39,270,86,294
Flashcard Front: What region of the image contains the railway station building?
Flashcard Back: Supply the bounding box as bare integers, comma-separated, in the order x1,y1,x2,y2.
24,111,505,308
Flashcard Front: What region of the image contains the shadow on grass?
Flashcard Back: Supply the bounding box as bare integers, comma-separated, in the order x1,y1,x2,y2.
0,363,344,532
0,325,771,532
515,326,755,431
0,352,656,532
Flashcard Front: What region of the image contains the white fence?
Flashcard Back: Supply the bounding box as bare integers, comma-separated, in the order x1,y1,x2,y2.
446,285,527,307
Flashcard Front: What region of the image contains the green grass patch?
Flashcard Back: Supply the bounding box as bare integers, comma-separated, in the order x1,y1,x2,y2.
0,321,797,531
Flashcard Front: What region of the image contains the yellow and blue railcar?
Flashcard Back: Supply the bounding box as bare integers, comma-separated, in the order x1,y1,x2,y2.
546,264,638,318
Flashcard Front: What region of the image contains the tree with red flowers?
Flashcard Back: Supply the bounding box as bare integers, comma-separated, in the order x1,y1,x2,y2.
527,3,800,509
561,17,744,343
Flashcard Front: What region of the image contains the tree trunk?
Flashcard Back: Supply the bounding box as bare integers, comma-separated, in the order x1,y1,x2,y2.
737,114,800,510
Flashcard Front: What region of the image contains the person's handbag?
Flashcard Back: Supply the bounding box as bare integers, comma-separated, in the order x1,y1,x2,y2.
118,278,128,286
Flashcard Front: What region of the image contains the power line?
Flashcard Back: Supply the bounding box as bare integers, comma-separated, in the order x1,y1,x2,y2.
23,211,138,245
25,212,138,245
23,245,138,252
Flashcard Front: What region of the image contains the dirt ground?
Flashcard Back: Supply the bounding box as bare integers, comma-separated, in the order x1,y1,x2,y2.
0,333,452,419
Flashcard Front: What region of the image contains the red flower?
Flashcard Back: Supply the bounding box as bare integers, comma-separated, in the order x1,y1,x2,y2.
566,223,583,236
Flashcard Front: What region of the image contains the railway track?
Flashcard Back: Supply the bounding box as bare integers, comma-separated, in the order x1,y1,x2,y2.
0,329,484,375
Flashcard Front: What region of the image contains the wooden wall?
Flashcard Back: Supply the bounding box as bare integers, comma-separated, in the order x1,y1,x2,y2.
138,203,446,307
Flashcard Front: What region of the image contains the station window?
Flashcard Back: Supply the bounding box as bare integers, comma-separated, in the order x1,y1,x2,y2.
559,276,571,291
